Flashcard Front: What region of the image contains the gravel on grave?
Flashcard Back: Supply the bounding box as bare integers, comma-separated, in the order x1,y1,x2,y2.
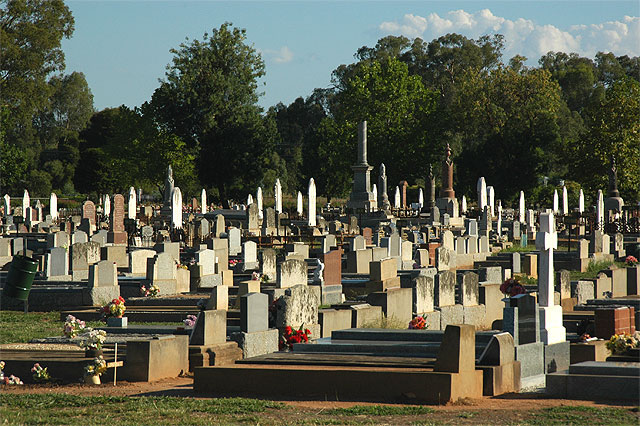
0,343,85,351
29,334,168,345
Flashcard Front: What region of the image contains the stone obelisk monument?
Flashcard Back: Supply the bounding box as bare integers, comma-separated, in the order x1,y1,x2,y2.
347,121,376,212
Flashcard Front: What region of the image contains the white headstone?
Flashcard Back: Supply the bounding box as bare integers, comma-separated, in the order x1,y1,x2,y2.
257,187,263,220
519,191,525,223
497,200,502,237
487,186,495,216
172,187,183,229
128,186,137,220
578,189,584,214
394,186,400,209
49,192,58,220
308,178,316,227
461,195,467,214
372,183,378,204
477,177,486,211
201,188,207,214
3,194,10,215
562,186,568,216
536,211,566,344
103,194,110,217
22,190,30,212
418,188,424,209
247,193,253,206
297,191,303,216
536,212,557,308
274,179,282,214
553,189,559,214
596,190,604,225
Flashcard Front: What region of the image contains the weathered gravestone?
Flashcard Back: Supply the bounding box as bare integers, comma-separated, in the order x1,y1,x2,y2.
108,194,127,244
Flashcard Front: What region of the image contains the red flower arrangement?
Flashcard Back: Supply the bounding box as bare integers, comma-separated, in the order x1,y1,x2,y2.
500,277,526,297
279,326,311,351
408,316,427,330
102,296,126,318
625,255,638,266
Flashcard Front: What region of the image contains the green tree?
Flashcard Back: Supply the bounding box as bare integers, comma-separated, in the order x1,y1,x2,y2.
0,0,75,149
150,23,283,199
572,78,640,201
453,65,566,199
319,57,437,197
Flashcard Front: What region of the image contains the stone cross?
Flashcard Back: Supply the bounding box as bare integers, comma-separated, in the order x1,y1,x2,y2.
536,212,557,308
308,178,316,227
536,211,566,345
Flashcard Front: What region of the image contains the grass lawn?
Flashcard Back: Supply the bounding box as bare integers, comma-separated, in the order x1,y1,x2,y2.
0,311,182,344
0,394,638,425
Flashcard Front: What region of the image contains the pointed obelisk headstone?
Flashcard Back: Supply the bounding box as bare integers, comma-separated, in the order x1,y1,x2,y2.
274,179,282,214
50,193,58,220
201,189,207,214
128,187,137,220
308,178,316,227
477,177,486,211
297,191,303,217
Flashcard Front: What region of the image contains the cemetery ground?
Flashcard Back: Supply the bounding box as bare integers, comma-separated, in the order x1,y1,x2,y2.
1,311,638,426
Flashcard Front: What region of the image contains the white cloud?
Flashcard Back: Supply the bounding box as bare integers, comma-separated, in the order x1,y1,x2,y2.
378,10,639,61
263,46,294,64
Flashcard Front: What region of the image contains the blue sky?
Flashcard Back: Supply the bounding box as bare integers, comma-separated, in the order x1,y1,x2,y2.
62,1,640,111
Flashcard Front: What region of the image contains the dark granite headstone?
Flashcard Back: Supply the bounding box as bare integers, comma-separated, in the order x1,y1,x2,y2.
509,293,539,344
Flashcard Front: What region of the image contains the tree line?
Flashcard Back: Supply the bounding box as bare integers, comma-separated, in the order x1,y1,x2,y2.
2,1,638,207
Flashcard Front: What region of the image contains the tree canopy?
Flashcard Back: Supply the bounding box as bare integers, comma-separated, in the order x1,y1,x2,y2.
2,3,639,206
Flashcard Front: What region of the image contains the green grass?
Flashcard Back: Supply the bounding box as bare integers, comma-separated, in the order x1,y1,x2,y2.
0,311,181,344
569,260,627,281
500,244,537,253
524,405,639,425
0,394,284,425
326,405,435,416
0,311,102,344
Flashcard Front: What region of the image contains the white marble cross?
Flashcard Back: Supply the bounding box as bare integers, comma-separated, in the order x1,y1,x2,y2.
536,212,557,307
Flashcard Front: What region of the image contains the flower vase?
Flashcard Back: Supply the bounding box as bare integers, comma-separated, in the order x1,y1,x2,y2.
85,348,103,358
85,374,101,385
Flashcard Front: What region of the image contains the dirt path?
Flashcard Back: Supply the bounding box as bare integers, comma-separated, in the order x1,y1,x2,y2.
2,375,636,412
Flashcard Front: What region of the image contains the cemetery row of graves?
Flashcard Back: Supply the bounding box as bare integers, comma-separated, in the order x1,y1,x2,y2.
0,123,639,409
